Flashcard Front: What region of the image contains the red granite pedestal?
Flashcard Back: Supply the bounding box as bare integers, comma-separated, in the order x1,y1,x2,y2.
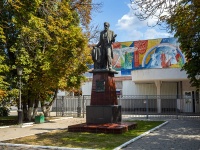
90,70,118,105
68,70,137,134
86,70,121,124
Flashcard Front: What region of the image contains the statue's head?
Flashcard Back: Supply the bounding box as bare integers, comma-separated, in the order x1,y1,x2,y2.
104,22,110,31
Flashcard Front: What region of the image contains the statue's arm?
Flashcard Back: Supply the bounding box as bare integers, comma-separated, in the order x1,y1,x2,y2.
111,31,117,43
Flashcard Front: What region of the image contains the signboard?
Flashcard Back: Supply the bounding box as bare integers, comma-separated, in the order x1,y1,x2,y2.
96,80,105,92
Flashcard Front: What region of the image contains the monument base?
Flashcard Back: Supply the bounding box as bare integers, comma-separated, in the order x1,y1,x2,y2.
68,122,137,134
86,105,121,124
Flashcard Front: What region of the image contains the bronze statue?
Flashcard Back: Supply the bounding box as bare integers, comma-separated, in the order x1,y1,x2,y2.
95,22,117,71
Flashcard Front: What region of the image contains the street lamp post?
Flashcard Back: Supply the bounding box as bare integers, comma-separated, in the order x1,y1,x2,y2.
17,67,23,126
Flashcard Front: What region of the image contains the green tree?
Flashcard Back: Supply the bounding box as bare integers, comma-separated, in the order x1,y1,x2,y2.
0,0,94,120
166,0,200,90
0,0,19,113
131,0,200,90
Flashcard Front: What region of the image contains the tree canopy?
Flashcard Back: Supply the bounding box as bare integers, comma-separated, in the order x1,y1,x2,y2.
0,0,94,118
131,0,200,90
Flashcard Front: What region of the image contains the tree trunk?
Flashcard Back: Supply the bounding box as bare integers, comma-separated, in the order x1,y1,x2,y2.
42,105,52,117
22,100,28,121
28,107,33,121
27,96,33,121
41,89,58,117
32,99,39,120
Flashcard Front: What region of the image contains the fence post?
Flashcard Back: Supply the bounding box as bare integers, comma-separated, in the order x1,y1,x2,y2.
146,95,149,119
61,96,64,117
77,95,81,117
56,97,58,117
176,98,178,119
82,95,85,118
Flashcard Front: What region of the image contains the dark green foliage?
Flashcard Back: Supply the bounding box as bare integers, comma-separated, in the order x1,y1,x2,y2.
0,107,10,116
167,0,200,90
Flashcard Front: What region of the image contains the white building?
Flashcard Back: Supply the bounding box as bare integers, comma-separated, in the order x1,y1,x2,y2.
82,38,200,113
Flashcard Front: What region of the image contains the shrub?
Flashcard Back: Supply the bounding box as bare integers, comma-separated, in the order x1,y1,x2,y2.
0,107,10,116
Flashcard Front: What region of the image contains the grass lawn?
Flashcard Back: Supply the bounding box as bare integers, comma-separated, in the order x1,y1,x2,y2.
4,120,164,150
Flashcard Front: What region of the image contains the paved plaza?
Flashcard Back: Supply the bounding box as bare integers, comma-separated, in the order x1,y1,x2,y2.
0,117,200,150
122,119,200,150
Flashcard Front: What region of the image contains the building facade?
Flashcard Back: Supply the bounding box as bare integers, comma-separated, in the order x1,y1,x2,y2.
82,38,200,113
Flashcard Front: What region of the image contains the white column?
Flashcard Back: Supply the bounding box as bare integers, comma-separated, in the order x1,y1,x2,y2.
155,80,162,113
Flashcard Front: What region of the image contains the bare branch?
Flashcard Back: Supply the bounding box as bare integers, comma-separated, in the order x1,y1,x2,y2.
84,24,100,44
130,0,181,27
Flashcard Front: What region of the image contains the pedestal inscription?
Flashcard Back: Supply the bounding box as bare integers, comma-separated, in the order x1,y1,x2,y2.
96,80,105,92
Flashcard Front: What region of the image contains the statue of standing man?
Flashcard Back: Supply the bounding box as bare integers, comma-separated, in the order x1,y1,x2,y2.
95,22,117,71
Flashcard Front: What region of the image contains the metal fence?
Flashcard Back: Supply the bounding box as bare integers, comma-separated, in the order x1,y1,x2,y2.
56,96,82,117
55,95,200,119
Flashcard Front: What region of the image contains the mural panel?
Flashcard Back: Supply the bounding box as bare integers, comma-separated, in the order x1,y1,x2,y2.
112,38,186,76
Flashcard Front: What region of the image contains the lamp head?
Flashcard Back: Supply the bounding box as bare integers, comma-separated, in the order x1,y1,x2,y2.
17,67,23,76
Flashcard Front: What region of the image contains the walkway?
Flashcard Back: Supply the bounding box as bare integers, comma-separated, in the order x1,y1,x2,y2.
0,117,200,150
122,119,200,150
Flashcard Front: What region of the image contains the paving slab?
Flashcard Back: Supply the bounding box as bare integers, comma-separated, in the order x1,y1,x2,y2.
122,119,200,150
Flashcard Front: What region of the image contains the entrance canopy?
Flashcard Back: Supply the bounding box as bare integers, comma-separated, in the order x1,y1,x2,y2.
131,68,188,83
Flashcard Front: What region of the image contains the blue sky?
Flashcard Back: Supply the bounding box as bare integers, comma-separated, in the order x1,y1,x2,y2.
91,0,174,42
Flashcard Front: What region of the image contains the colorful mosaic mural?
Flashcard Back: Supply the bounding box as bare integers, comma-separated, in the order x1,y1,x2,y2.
112,38,186,75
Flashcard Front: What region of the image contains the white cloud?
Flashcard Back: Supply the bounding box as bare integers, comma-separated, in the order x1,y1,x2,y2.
116,3,173,41
144,28,172,39
124,30,144,41
116,4,147,31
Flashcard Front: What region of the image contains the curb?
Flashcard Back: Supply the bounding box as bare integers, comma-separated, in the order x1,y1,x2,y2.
0,122,34,129
0,143,94,150
114,121,169,150
0,126,9,129
48,117,73,122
